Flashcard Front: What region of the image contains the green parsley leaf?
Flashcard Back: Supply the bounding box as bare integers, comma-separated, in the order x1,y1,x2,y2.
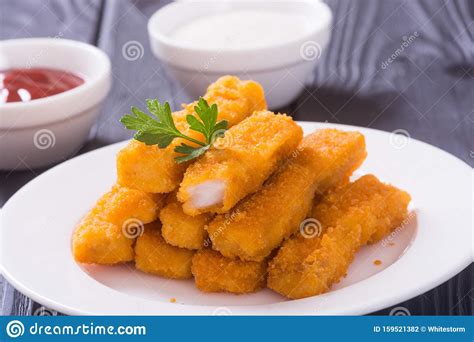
186,114,207,136
174,144,210,163
120,97,228,163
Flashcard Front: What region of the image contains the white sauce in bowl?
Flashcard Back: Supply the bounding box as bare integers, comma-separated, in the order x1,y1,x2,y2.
170,10,311,50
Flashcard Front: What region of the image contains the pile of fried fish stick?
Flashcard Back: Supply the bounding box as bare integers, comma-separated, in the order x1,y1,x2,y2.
72,76,411,299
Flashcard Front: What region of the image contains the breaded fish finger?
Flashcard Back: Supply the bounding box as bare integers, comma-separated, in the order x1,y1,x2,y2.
178,111,303,215
160,194,213,250
135,221,195,279
192,249,267,294
267,175,411,299
207,129,367,261
73,217,134,265
72,185,164,264
117,76,266,193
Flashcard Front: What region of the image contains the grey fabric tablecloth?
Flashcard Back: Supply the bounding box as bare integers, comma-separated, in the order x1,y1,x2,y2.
1,0,472,315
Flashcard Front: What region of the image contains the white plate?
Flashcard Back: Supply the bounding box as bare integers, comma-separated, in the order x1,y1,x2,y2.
0,122,471,315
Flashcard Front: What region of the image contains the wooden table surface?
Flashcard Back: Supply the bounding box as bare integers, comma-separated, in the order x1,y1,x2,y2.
1,0,472,316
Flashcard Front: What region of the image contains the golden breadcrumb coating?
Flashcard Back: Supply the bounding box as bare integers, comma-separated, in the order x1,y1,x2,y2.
116,138,188,195
207,129,367,261
135,221,195,279
116,76,266,193
72,185,164,264
90,184,164,225
192,249,267,293
312,174,412,245
178,111,303,215
267,175,411,299
184,75,266,127
72,216,135,265
160,194,213,250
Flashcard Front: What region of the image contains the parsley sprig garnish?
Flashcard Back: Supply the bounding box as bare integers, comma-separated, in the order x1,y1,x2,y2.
120,98,227,163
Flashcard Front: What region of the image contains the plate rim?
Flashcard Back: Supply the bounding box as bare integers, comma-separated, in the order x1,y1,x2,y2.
0,121,472,315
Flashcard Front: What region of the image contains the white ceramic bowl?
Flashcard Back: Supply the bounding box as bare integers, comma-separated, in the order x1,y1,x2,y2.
0,38,111,170
148,0,332,109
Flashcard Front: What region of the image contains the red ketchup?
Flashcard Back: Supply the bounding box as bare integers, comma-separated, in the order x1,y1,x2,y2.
0,67,84,104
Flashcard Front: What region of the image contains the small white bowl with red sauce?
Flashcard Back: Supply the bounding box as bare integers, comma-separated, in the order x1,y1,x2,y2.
0,38,111,170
